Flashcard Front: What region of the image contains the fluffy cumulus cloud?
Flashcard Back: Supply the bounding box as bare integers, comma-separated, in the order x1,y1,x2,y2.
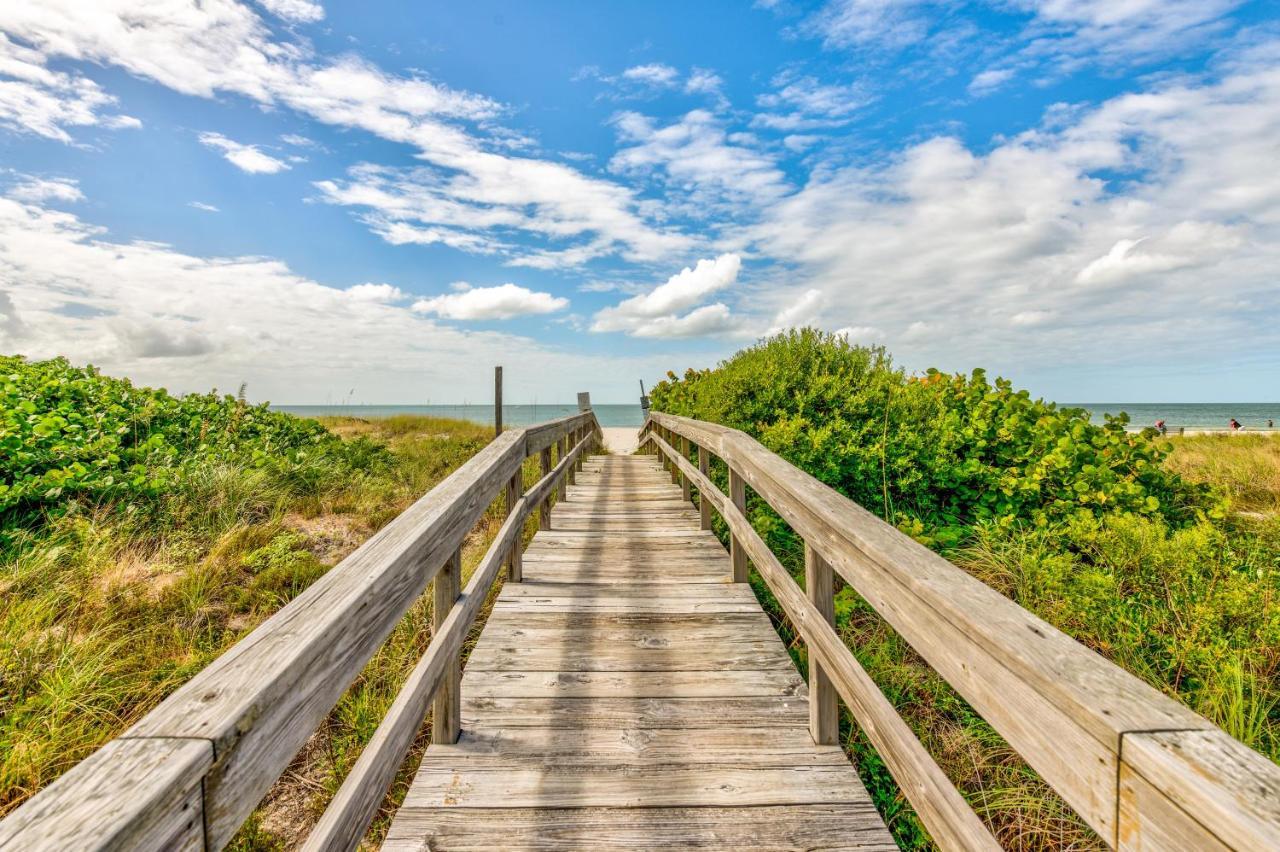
8,175,83,204
199,132,290,174
412,283,569,320
0,33,140,142
621,63,679,87
0,1,688,268
610,110,788,213
0,190,673,400
592,253,744,338
750,57,1280,370
254,0,324,24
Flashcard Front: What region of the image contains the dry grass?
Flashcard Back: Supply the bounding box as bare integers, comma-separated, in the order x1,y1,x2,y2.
1165,433,1280,515
0,414,531,851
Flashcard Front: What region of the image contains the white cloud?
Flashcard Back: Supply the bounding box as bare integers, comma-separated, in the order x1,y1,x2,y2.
188,201,220,212
684,68,724,96
611,110,788,211
0,33,139,142
754,71,873,130
0,194,680,401
629,303,741,339
8,176,83,204
749,55,1280,371
768,288,824,334
345,282,405,303
592,253,743,337
199,132,290,174
801,0,934,50
968,67,1016,96
255,0,324,24
0,2,686,268
412,283,568,320
621,63,679,87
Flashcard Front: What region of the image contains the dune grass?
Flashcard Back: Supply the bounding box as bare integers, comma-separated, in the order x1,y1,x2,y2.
0,411,528,849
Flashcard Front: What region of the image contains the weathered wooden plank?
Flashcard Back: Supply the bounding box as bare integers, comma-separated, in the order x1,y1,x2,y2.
404,765,868,808
300,496,529,852
123,430,533,849
649,429,999,850
475,615,780,645
460,696,808,728
0,737,210,852
462,668,805,698
422,726,848,767
431,547,463,746
649,415,1234,844
383,804,896,851
464,642,796,672
1119,729,1280,851
806,543,839,746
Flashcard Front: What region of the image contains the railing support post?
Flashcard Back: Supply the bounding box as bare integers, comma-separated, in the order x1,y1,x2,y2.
697,444,712,530
567,432,576,487
668,429,680,485
539,446,553,529
575,427,584,471
679,436,691,502
432,546,462,744
729,467,748,583
557,436,569,500
506,470,523,582
805,543,839,745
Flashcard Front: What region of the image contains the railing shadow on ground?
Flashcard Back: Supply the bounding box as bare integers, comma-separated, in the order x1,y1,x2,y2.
0,409,601,852
641,412,1280,852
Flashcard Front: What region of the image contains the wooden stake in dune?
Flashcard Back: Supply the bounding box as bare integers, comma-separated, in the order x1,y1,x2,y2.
494,366,503,437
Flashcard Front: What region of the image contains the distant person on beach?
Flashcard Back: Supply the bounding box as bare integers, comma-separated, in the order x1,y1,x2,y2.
1230,418,1242,431
1155,419,1167,436
1270,419,1275,429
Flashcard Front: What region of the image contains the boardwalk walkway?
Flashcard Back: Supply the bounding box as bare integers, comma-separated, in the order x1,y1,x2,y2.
384,453,895,850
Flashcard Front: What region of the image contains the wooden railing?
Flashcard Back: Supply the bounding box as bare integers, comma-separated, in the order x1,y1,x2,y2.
0,411,601,852
641,412,1280,851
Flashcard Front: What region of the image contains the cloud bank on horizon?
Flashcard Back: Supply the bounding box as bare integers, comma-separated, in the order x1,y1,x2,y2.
0,0,1277,403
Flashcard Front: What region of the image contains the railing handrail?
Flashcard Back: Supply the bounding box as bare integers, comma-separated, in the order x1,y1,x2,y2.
0,410,600,852
641,411,1280,851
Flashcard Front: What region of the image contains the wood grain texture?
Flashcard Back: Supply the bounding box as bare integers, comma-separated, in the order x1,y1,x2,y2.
0,411,602,851
384,805,897,851
648,429,998,851
386,452,894,851
0,737,209,852
648,413,1280,849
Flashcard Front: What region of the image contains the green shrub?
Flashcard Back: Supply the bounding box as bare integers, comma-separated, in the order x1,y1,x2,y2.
0,355,387,543
650,329,1271,849
651,330,1212,540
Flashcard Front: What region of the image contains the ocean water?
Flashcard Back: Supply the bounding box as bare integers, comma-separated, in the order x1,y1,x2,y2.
275,403,648,428
1066,403,1280,431
275,402,1280,431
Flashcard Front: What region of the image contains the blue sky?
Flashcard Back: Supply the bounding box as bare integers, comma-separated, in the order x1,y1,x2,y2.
0,1,1277,404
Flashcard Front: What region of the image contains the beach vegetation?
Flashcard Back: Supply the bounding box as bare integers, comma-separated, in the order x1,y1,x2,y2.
651,329,1278,850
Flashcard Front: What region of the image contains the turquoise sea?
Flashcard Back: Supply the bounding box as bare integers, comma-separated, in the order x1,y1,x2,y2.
276,402,1280,431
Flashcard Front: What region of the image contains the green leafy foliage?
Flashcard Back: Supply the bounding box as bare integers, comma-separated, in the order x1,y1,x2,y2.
651,329,1274,850
0,355,385,542
650,329,1213,537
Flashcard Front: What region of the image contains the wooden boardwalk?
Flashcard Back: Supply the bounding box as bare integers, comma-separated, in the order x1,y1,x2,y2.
384,453,895,850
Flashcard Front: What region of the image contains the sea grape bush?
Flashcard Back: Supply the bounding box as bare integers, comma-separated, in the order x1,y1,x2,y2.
649,328,1212,540
0,355,382,541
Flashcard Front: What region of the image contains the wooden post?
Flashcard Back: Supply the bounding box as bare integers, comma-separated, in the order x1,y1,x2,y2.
539,446,552,529
806,543,839,745
697,445,712,530
557,436,569,500
568,431,577,486
575,426,584,471
577,391,591,412
494,366,503,437
668,429,679,484
506,470,523,582
679,436,691,502
729,468,748,583
432,546,462,744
